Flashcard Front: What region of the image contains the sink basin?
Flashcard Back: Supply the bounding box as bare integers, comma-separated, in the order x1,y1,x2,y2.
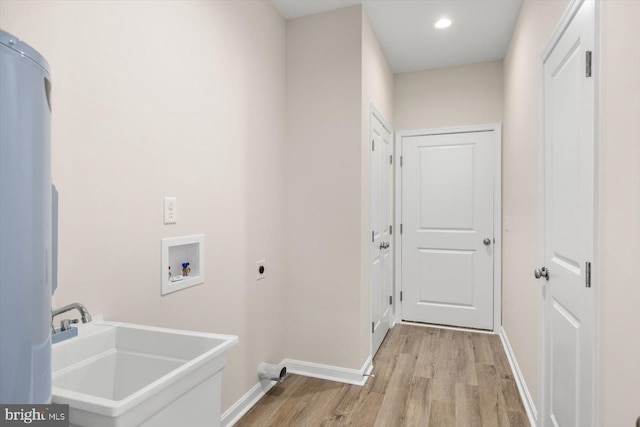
52,321,238,427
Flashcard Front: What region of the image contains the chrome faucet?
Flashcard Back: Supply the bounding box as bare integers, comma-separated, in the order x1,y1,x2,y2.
52,303,92,333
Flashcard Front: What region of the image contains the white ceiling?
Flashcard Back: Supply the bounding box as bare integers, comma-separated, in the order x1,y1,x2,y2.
271,0,523,74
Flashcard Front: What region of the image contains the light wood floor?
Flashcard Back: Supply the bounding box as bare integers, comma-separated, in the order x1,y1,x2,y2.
236,324,528,427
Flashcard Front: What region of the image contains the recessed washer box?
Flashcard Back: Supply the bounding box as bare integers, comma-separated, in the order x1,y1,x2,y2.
161,235,204,295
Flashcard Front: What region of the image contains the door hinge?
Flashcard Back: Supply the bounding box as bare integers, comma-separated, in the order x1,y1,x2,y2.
400,156,403,167
400,223,403,234
389,295,393,305
389,225,392,235
400,291,403,302
371,230,374,243
390,155,393,164
585,262,592,287
586,50,592,78
372,139,375,151
371,322,374,333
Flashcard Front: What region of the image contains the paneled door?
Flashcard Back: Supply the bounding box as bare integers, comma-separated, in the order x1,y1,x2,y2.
401,131,495,330
539,1,595,425
371,111,393,356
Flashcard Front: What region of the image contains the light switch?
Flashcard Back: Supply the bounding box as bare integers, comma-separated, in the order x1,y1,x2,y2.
164,197,176,224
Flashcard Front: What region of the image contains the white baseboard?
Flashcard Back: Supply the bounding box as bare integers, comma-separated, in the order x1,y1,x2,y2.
400,320,494,335
221,356,372,426
499,326,537,427
221,379,277,427
283,355,373,386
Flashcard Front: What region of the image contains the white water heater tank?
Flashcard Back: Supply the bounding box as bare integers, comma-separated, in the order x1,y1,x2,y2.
0,28,52,404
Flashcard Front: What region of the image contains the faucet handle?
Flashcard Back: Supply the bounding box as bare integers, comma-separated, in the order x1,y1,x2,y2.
60,318,79,332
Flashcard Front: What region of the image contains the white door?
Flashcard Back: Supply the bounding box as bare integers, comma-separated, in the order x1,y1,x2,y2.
401,131,495,330
371,112,393,355
540,1,595,426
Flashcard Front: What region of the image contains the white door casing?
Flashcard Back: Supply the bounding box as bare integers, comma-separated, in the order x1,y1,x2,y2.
371,108,393,355
540,1,596,426
401,130,496,330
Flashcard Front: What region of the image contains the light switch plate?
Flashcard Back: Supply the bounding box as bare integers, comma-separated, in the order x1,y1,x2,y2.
164,197,177,224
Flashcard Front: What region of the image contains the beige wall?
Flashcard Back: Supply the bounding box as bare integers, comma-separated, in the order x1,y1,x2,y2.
285,5,393,370
0,0,396,414
505,0,640,423
391,0,640,423
500,0,640,421
0,0,287,412
284,6,365,369
502,0,570,413
360,10,394,363
394,60,503,131
6,0,638,422
599,2,640,425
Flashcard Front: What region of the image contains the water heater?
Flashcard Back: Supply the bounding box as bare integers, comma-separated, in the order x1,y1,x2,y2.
0,28,52,404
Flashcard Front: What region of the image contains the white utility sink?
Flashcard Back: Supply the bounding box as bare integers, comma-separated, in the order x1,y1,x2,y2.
52,321,238,427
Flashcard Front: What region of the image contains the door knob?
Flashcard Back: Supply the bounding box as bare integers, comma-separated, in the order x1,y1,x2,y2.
534,267,550,281
483,238,491,246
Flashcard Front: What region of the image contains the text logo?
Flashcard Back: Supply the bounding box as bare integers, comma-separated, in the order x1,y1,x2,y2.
0,405,68,426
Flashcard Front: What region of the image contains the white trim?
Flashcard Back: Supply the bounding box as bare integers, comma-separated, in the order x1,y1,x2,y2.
370,104,392,134
394,123,503,332
394,131,402,326
538,1,599,425
221,380,277,427
283,356,373,387
493,125,503,332
221,356,372,426
400,320,494,336
537,24,547,420
592,2,601,425
369,103,393,359
541,0,587,62
500,326,537,426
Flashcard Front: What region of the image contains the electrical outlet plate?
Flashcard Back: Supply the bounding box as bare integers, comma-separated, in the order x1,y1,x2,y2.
164,197,176,224
256,260,266,280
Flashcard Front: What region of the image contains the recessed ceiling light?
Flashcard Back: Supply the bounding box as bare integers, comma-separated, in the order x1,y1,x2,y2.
435,18,452,29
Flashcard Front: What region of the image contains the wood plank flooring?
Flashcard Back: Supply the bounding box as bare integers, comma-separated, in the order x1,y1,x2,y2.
236,324,529,427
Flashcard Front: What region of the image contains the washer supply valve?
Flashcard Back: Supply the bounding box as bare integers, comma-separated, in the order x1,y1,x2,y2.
182,262,191,277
